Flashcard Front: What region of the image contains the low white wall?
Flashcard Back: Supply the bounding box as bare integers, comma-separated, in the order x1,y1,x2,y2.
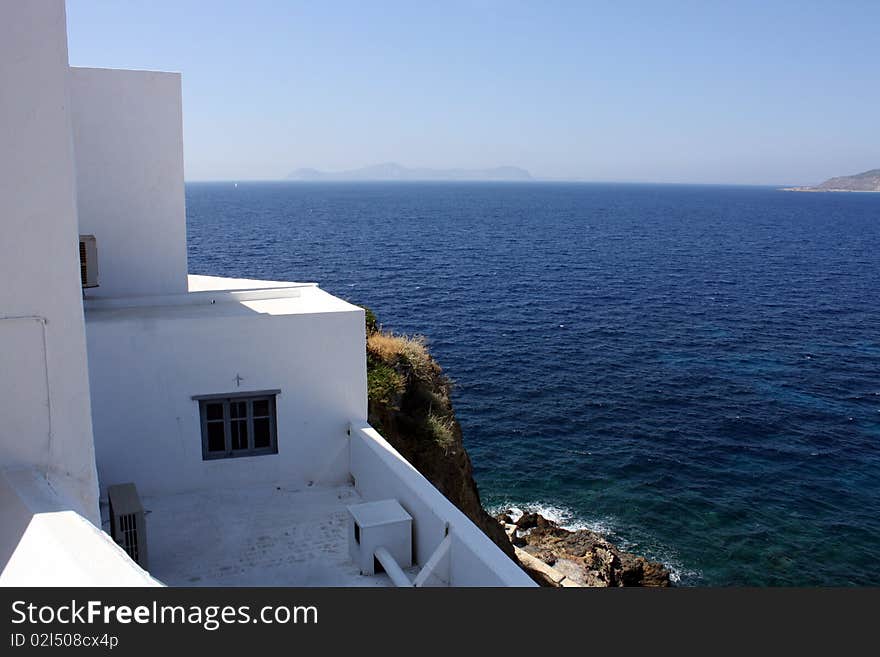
86,308,367,497
350,424,535,587
0,0,100,524
71,67,188,298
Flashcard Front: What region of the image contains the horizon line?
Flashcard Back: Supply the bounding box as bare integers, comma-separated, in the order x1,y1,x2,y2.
183,178,797,187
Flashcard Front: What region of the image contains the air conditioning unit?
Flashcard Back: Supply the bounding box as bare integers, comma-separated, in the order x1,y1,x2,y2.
107,483,148,569
79,234,98,288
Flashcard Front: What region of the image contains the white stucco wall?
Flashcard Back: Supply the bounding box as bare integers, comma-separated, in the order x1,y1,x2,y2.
70,67,188,298
85,307,367,497
350,425,536,587
0,470,158,586
0,0,100,524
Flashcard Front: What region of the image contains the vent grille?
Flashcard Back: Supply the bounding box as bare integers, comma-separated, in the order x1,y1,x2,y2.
79,235,98,288
79,240,87,286
118,513,140,563
107,483,148,569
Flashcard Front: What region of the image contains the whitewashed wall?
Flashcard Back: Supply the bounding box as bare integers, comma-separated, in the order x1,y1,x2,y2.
0,0,100,524
70,67,188,298
0,470,158,586
86,308,367,497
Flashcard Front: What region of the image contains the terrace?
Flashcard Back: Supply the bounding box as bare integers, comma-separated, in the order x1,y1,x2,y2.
123,484,405,587
88,425,537,588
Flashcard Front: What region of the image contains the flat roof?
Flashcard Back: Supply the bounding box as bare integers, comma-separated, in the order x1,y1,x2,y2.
84,275,362,322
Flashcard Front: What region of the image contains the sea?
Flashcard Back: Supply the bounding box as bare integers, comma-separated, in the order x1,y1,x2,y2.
186,181,880,586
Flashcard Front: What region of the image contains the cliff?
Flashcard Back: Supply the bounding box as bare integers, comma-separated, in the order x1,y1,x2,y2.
363,309,516,560
363,309,671,586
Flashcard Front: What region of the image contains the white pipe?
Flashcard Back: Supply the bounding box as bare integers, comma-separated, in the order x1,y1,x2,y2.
374,547,413,587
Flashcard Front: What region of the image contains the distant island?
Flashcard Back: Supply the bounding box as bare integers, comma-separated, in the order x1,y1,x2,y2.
783,168,880,192
286,162,533,182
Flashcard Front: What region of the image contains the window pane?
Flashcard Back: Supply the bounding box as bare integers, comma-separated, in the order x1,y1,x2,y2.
230,401,247,419
206,422,225,452
253,417,271,448
230,419,248,450
201,393,277,460
206,403,224,421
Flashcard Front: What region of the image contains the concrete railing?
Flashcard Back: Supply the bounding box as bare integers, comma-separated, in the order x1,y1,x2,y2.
348,423,536,587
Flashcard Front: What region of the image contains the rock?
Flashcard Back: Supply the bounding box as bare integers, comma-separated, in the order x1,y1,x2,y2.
515,511,540,530
641,559,673,587
514,511,672,587
514,547,567,586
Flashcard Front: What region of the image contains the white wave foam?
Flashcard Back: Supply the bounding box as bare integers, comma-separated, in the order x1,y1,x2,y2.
487,499,616,535
660,559,701,585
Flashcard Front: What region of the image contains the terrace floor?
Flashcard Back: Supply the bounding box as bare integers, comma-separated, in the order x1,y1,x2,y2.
127,484,401,586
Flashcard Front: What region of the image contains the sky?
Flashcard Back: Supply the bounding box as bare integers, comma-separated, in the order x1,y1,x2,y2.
66,0,880,185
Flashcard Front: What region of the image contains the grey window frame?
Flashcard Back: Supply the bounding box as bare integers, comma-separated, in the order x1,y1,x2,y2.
194,390,279,460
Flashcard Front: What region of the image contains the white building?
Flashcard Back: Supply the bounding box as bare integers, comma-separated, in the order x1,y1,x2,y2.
0,0,533,587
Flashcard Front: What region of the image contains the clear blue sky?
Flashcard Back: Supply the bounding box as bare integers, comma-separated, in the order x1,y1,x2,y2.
66,0,880,184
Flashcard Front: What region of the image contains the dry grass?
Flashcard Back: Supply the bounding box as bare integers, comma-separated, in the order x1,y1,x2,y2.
367,331,409,360
365,321,458,453
367,332,435,381
426,412,456,453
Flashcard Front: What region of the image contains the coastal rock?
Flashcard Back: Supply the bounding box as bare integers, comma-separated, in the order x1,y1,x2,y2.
499,510,672,587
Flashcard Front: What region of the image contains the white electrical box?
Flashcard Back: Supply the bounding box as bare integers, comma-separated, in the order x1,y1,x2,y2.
347,499,412,575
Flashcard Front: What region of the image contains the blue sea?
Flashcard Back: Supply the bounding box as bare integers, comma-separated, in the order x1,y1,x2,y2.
186,182,880,586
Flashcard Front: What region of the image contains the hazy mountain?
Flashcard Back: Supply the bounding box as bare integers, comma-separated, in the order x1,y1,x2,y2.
784,168,880,192
286,162,532,182
814,169,880,191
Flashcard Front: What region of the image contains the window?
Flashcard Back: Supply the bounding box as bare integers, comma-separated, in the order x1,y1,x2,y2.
194,391,279,460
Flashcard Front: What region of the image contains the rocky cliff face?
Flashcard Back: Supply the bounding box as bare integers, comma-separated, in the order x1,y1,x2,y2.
363,309,670,586
364,310,516,560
